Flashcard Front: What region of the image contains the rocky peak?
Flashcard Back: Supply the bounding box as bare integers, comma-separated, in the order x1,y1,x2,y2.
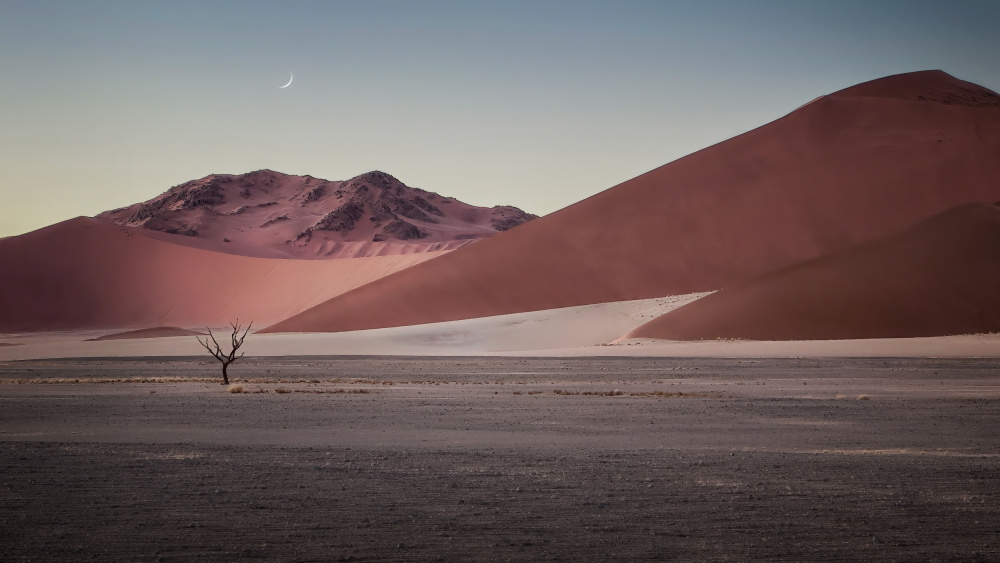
490,206,537,232
345,170,403,190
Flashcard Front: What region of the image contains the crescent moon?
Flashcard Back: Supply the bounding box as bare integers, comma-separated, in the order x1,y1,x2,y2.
279,73,293,89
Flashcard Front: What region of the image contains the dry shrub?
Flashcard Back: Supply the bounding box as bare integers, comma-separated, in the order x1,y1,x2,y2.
835,394,848,400
260,387,372,395
630,390,714,398
552,389,624,396
228,384,245,394
4,377,217,385
325,377,380,385
583,389,623,396
857,394,871,400
221,377,380,385
554,389,711,399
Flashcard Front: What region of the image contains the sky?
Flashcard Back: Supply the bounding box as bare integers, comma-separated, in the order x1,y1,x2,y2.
1,0,999,237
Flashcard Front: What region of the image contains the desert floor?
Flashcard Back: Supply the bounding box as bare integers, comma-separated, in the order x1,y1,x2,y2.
2,356,1000,561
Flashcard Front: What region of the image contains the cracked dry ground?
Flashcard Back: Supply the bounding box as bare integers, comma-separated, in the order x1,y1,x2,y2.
1,357,999,561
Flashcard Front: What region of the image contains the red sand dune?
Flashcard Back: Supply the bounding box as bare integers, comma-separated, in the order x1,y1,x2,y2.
626,203,1000,341
262,70,1000,333
0,217,445,331
87,327,207,341
98,170,535,259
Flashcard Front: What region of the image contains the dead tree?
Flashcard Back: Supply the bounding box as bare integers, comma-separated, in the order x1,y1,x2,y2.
197,320,252,385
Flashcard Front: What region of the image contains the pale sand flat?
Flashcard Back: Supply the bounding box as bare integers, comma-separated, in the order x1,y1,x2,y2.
3,292,1000,360
0,294,706,360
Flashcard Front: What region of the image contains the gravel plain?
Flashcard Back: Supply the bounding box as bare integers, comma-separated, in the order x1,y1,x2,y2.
2,356,999,561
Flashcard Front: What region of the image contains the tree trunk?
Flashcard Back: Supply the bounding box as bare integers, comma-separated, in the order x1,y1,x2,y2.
222,362,229,385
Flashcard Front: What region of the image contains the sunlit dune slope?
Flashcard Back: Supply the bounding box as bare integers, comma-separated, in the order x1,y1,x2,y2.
263,70,1000,333
0,217,445,331
626,203,1000,340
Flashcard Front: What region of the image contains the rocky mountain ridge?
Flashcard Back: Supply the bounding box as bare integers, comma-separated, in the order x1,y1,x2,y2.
97,170,536,258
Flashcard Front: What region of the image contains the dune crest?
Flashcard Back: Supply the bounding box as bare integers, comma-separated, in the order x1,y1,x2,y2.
830,69,1000,106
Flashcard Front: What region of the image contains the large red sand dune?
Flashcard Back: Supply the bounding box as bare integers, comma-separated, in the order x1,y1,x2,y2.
0,217,444,331
263,70,1000,333
626,203,1000,341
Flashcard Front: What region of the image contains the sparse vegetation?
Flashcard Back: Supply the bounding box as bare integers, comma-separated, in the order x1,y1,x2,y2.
0,376,392,386
551,389,712,398
630,390,707,398
256,387,371,395
196,319,252,385
2,377,219,385
228,384,245,393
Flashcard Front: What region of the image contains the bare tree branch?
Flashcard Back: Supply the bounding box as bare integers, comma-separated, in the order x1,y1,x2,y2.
196,320,253,385
197,330,226,362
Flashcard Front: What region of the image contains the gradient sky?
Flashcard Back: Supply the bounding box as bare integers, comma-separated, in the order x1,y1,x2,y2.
2,0,998,237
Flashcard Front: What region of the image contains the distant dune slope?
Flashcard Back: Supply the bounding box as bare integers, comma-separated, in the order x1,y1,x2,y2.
262,70,1000,333
626,203,1000,341
0,217,445,331
97,170,535,259
88,327,206,341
